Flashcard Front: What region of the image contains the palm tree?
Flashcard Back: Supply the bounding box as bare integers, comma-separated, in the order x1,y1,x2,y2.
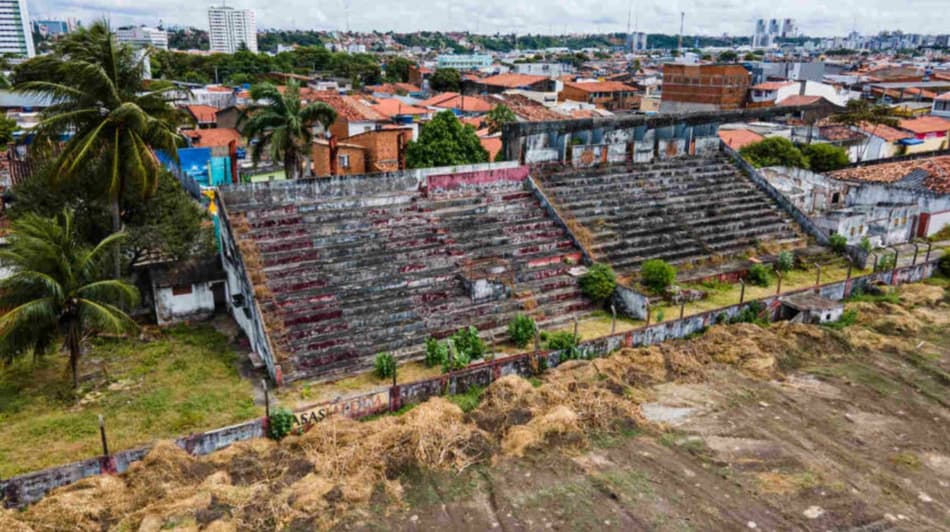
240,79,338,179
0,209,139,389
830,99,900,162
16,20,184,274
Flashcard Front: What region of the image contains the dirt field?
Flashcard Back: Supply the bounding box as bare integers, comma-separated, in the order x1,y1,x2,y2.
3,280,949,531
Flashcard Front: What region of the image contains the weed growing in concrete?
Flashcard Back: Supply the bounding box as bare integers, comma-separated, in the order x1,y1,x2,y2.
374,353,396,379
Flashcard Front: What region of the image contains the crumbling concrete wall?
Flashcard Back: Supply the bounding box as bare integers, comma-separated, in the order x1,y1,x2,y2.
153,283,215,326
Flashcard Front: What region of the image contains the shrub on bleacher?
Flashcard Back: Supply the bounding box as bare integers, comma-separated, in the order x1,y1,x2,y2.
508,314,537,348
579,262,617,300
640,259,676,294
747,264,771,287
424,337,448,367
859,237,872,253
801,143,849,173
441,340,471,373
374,352,396,379
775,251,794,274
451,326,486,360
829,234,848,253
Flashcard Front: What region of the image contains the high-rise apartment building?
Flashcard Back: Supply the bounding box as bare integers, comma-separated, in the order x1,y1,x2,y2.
116,26,169,50
781,18,796,38
208,6,257,53
0,0,34,57
626,32,648,52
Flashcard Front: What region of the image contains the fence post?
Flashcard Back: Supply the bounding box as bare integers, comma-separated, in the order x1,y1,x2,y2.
925,242,932,262
610,304,617,335
679,300,685,320
573,316,579,340
98,415,110,457
645,302,651,326
776,273,783,295
814,263,822,290
872,253,879,272
739,280,745,303
261,379,270,418
912,243,919,265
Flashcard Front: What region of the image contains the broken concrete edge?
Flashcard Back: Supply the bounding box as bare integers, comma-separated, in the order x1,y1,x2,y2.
0,259,939,509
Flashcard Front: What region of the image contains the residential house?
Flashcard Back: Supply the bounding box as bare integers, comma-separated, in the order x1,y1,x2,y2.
660,64,751,113
214,105,245,129
185,104,219,129
312,138,366,176
932,92,950,119
418,92,493,116
469,73,559,95
718,128,765,150
407,64,432,87
897,116,950,154
311,127,411,176
749,80,848,108
854,122,913,161
369,98,430,140
308,92,387,139
559,81,638,111
182,128,244,157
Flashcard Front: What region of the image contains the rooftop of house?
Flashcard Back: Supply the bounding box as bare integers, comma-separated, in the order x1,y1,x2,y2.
829,155,950,194
476,73,549,88
308,92,387,122
776,95,824,107
370,98,429,118
418,92,493,113
479,135,502,161
819,125,865,142
562,80,637,93
855,122,913,142
718,129,764,150
487,93,564,122
898,116,950,134
182,128,243,148
185,104,218,124
365,82,421,94
752,81,796,91
934,92,950,101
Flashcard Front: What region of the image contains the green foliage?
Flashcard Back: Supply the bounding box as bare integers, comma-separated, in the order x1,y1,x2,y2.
718,50,738,62
240,80,337,179
939,251,950,277
729,302,769,326
441,340,471,373
747,264,771,287
267,407,296,440
546,331,580,351
640,259,676,293
424,337,449,367
801,143,850,172
429,67,461,92
830,99,899,129
824,309,859,330
508,314,537,348
876,253,896,272
829,234,848,253
484,104,517,134
405,111,489,169
0,209,139,387
655,309,665,322
451,326,486,360
580,263,617,300
739,137,809,169
775,251,794,273
448,385,485,413
383,56,413,83
374,352,396,379
0,114,17,145
859,237,872,253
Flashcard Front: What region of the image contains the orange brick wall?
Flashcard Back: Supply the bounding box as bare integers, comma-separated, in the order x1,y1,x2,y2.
345,129,408,173
661,64,751,110
312,143,366,176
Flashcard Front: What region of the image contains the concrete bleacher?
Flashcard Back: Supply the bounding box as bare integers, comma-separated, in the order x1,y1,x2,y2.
220,170,595,382
537,155,805,275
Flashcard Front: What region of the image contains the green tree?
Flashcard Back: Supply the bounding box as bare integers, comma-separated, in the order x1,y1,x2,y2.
0,115,17,144
16,20,184,275
0,210,139,388
240,79,337,180
579,263,617,301
775,251,794,274
384,56,413,83
739,137,809,169
801,143,850,172
405,111,489,169
640,259,676,293
718,50,739,62
484,104,517,134
429,67,461,92
829,100,899,162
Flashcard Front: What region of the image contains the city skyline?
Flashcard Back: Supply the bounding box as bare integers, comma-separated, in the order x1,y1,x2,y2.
23,0,950,39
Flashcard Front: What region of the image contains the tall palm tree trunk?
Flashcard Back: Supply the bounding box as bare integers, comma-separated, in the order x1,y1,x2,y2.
111,198,121,277
67,320,82,389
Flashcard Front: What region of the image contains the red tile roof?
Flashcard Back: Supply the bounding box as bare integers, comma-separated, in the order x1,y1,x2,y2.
487,94,563,121
856,122,912,142
476,73,548,88
830,155,950,194
479,136,502,161
936,92,950,101
718,129,764,150
563,80,636,93
370,98,429,118
186,105,218,124
776,95,822,107
752,81,796,91
182,128,243,148
899,116,950,134
365,82,421,94
418,92,493,113
307,91,386,122
819,125,864,142
205,86,233,93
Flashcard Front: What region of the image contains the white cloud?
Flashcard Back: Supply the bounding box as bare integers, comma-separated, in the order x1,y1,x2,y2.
25,0,950,37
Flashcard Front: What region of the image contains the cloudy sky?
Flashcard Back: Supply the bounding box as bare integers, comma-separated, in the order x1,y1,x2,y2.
26,0,948,37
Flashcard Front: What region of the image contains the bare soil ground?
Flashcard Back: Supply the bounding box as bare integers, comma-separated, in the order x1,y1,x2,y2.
3,281,949,531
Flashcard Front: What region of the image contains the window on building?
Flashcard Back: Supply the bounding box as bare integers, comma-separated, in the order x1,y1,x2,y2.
172,285,193,296
339,154,350,169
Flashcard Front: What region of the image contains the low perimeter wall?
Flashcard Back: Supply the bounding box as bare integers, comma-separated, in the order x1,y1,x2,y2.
1,260,938,508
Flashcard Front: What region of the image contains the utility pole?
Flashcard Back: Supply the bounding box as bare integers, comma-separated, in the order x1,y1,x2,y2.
678,12,685,53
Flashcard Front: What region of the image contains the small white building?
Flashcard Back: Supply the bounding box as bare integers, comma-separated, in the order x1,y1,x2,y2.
933,92,950,119
781,294,844,324
148,260,224,326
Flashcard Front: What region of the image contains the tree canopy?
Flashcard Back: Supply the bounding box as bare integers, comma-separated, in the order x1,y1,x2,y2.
429,68,461,92
801,143,850,172
739,137,809,169
484,104,517,134
405,111,489,169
